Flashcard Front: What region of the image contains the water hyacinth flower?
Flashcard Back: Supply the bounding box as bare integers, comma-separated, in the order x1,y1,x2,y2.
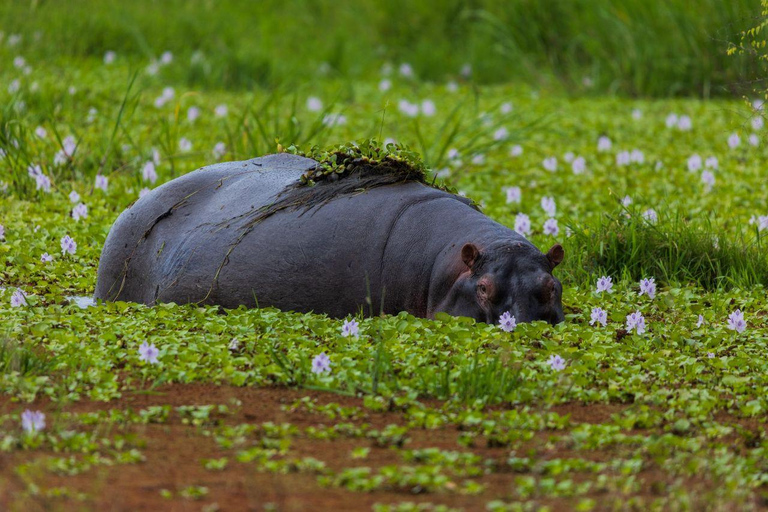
752,116,764,130
547,354,566,371
572,156,586,174
398,100,419,117
322,113,347,127
705,156,718,169
510,145,523,157
677,115,692,131
596,276,613,293
142,161,158,183
665,113,678,128
696,315,705,328
95,174,108,191
514,213,531,237
632,109,642,120
616,151,631,166
505,186,521,204
626,311,646,335
341,318,359,337
728,133,741,149
590,307,607,326
543,218,559,236
399,62,414,78
215,104,228,117
727,309,746,333
10,288,27,307
69,190,80,203
541,196,556,217
0,224,4,240
160,51,173,65
228,337,240,353
701,170,715,191
500,102,513,114
13,56,26,68
499,311,516,332
421,100,436,117
643,209,658,223
21,410,45,433
471,154,485,165
687,154,702,172
60,235,77,255
311,352,331,374
187,106,201,122
41,252,53,262
749,134,759,146
639,277,656,299
8,79,20,94
622,195,632,207
494,127,509,141
707,352,715,359
138,342,159,364
104,50,116,64
34,126,46,138
35,173,51,192
542,157,557,172
563,152,575,163
179,138,192,152
630,149,645,164
306,96,323,112
71,203,88,221
212,142,226,159
379,79,391,92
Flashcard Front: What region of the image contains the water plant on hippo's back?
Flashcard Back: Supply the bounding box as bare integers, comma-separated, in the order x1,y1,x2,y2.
94,142,565,325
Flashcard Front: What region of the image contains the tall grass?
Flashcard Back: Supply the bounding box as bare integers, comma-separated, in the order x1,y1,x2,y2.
563,209,768,290
0,0,762,97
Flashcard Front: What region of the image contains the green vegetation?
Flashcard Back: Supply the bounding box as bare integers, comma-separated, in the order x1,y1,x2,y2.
3,1,768,509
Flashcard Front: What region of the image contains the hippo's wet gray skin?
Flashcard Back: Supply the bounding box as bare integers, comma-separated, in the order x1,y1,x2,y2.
95,153,565,325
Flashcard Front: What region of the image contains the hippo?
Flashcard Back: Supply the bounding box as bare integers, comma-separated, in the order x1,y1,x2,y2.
94,152,565,325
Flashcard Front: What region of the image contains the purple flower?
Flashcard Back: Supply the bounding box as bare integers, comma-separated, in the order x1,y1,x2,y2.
696,315,704,328
590,307,607,326
514,213,531,237
60,235,77,255
72,203,88,221
540,196,556,217
341,319,359,337
728,133,740,149
626,311,646,334
727,310,747,333
639,278,656,299
0,224,4,240
95,174,108,192
643,209,658,223
10,288,27,307
499,311,516,332
597,136,612,152
571,156,586,174
505,187,521,204
707,352,715,359
542,157,557,172
212,142,226,160
547,354,566,371
187,106,201,122
215,104,228,118
228,338,240,352
543,218,559,236
69,190,80,203
138,342,159,364
21,410,45,433
41,252,53,262
142,161,158,184
35,173,51,192
596,276,613,293
311,352,331,374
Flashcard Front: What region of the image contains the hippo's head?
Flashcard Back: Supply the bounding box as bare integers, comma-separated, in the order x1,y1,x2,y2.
435,241,565,325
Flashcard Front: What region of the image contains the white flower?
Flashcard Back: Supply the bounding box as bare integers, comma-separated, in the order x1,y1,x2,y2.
104,51,116,64
307,96,323,112
446,81,458,92
160,51,173,65
632,109,642,120
514,213,531,236
460,63,472,78
542,157,557,172
146,60,159,76
505,186,521,204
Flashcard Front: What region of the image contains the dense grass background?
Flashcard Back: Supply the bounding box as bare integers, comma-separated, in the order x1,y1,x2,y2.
0,0,763,97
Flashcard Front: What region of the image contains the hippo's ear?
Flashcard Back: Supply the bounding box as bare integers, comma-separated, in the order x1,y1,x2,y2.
546,244,564,269
461,243,480,269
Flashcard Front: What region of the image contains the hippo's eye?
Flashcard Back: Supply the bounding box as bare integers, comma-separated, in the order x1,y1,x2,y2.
478,284,487,294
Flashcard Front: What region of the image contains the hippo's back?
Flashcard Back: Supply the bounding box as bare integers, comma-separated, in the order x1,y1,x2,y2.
94,153,318,302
